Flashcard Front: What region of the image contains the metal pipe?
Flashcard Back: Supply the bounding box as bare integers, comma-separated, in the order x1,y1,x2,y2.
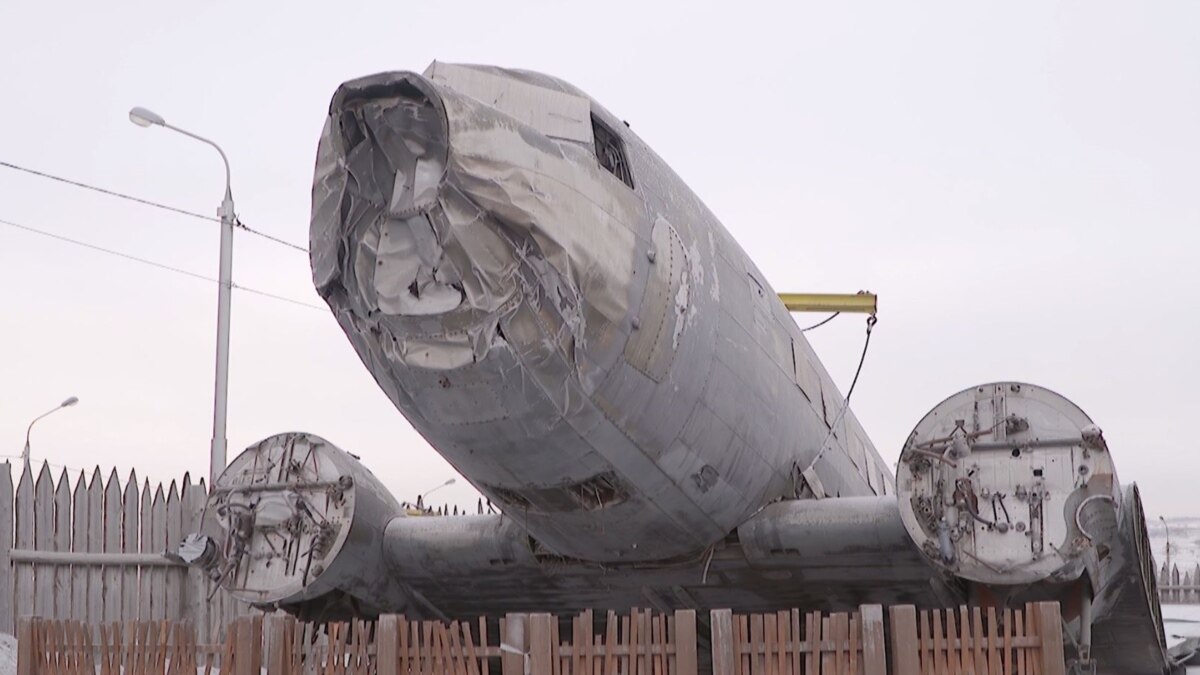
9,550,184,566
1080,590,1093,663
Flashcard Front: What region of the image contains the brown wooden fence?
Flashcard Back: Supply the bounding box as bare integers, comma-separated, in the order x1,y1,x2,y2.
0,461,255,641
712,603,1064,675
17,604,1066,675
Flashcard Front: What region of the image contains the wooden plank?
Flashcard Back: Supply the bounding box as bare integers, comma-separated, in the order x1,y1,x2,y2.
748,613,764,675
1027,603,1040,675
33,463,55,618
958,607,973,675
138,481,152,622
103,469,122,624
0,463,14,634
945,609,959,675
763,612,776,675
15,618,32,675
149,485,166,620
503,614,530,675
705,607,734,672
849,613,859,675
583,610,595,675
986,607,999,675
379,612,398,672
930,608,944,675
85,468,104,624
1036,603,1065,675
788,610,800,675
970,607,984,675
673,611,696,675
1002,608,1013,675
51,470,71,621
859,606,885,675
889,606,919,675
165,482,182,621
604,612,620,675
775,611,788,675
1015,609,1025,675
121,472,140,627
13,464,34,622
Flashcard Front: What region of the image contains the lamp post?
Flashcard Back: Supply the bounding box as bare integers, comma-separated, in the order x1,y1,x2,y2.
23,396,80,467
129,106,235,485
1160,515,1172,574
417,478,456,509
422,478,456,498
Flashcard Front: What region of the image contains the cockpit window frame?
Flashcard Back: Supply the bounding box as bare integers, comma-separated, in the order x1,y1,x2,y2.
591,114,635,191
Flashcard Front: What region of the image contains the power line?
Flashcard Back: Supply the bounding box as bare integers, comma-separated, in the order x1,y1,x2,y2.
0,160,309,253
0,217,325,312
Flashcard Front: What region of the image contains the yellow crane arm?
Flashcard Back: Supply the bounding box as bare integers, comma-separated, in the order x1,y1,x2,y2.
777,292,877,314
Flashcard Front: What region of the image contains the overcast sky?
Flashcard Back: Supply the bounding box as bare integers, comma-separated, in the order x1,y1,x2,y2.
0,2,1197,517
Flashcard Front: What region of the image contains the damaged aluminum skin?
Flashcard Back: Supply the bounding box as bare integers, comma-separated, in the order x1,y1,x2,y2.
311,62,890,563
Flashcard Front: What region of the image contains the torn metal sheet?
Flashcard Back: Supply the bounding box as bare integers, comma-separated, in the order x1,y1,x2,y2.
309,62,890,563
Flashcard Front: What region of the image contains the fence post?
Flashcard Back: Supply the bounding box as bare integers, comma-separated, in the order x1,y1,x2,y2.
858,605,885,675
1037,602,1066,675
378,614,400,675
502,613,529,675
674,610,698,675
16,617,33,675
888,605,920,675
0,463,13,635
528,614,554,675
231,616,258,675
710,609,734,675
265,613,291,675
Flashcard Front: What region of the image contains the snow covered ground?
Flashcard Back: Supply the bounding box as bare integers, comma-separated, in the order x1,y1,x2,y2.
1162,604,1200,673
0,633,15,675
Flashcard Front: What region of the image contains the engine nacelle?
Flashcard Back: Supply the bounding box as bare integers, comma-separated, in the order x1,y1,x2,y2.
183,432,407,618
896,382,1120,586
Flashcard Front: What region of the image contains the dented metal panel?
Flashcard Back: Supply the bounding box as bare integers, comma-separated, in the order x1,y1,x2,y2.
625,217,687,381
425,61,593,144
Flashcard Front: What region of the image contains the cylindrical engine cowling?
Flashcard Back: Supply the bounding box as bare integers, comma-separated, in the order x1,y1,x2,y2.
196,432,407,616
895,382,1120,586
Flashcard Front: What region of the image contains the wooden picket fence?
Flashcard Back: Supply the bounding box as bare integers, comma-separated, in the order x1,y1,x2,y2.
1158,562,1200,604
18,604,1066,675
712,603,1064,675
0,461,255,641
17,608,698,675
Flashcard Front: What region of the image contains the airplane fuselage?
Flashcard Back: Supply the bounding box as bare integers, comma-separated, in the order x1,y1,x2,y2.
310,62,891,562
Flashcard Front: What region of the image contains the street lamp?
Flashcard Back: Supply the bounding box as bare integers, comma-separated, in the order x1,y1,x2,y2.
1160,515,1172,573
23,396,80,466
415,478,456,510
422,478,456,499
130,106,235,485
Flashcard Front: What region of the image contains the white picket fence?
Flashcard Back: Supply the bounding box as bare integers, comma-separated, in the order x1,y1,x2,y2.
0,461,254,641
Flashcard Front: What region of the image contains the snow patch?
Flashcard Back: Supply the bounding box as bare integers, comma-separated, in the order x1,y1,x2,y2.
0,633,16,675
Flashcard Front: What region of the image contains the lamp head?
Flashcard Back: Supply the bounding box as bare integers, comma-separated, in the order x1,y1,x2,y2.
129,106,165,128
61,396,79,408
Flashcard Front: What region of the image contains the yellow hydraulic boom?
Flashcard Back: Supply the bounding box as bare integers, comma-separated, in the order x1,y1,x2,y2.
777,292,877,314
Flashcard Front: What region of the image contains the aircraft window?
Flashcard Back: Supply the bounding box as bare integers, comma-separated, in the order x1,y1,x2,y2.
592,115,635,190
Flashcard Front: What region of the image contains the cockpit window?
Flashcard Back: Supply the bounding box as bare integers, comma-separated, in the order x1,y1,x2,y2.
592,115,635,190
